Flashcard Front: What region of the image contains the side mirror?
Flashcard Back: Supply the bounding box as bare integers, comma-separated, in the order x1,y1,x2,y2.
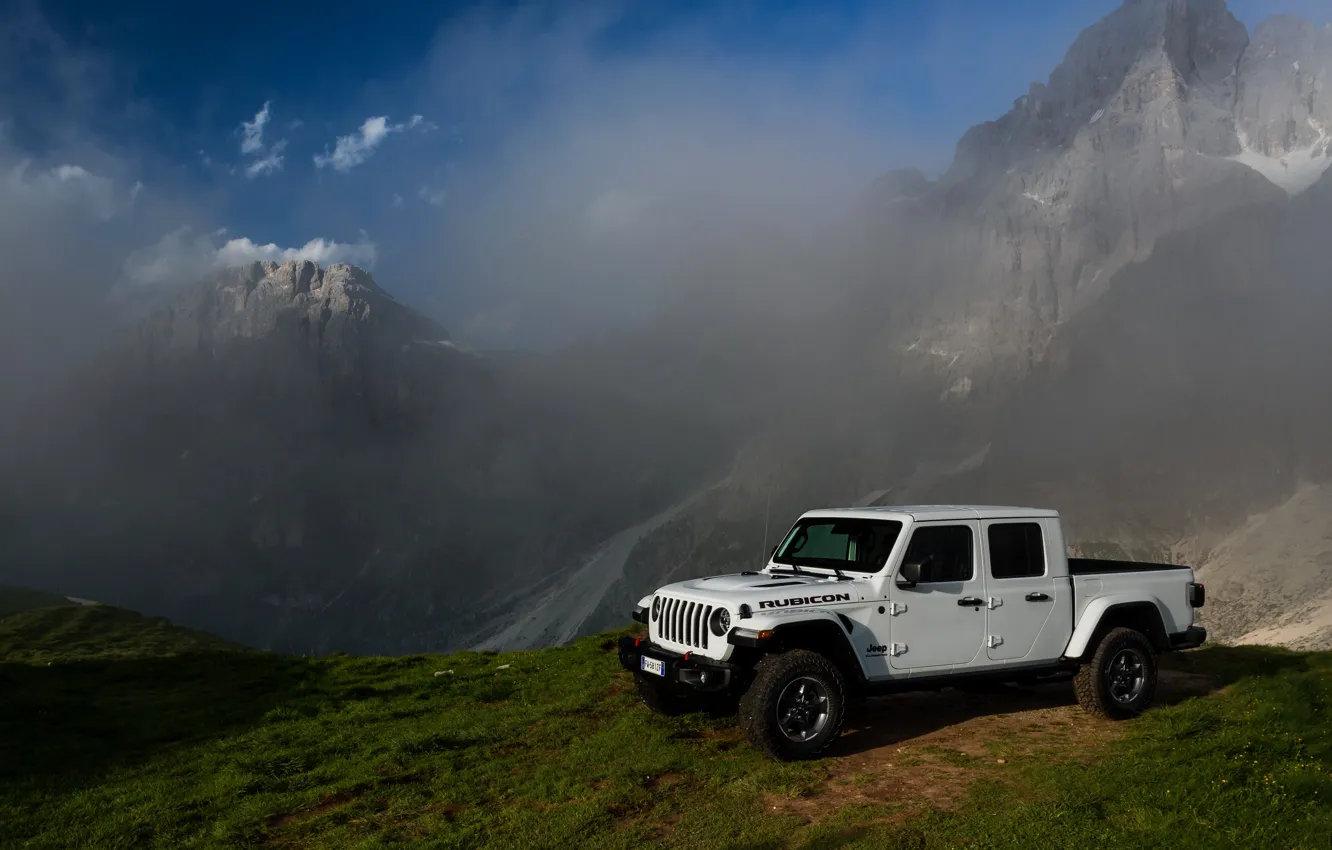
896,561,921,588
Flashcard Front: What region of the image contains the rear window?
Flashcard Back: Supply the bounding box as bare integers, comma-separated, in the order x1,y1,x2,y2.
988,522,1046,579
773,518,903,573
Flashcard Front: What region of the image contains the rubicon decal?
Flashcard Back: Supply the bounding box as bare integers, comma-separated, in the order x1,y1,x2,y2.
758,593,852,609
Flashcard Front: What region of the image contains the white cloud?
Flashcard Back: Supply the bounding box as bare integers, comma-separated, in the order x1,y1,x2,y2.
418,185,447,205
391,192,404,208
6,160,119,220
240,101,271,155
216,235,377,268
237,101,287,179
244,139,287,178
129,180,144,203
314,114,428,172
122,227,378,290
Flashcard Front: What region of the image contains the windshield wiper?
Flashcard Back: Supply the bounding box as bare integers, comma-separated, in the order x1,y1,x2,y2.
771,561,854,580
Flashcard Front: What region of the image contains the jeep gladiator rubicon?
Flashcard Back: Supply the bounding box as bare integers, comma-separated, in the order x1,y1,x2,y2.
618,506,1206,760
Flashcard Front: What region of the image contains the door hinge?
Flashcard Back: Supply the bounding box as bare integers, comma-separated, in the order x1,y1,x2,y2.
890,601,907,616
987,597,1002,610
890,643,907,657
987,635,1004,648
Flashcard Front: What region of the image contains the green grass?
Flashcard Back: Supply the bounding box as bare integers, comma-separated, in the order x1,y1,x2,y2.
0,584,75,617
0,604,242,662
1,608,1331,849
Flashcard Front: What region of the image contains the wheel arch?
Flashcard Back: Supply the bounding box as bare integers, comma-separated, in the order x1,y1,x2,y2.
1065,597,1170,661
765,618,867,692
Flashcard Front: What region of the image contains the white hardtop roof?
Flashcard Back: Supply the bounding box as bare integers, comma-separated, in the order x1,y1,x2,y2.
801,505,1059,522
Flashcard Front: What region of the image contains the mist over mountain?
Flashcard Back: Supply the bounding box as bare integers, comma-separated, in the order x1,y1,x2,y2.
3,0,1331,654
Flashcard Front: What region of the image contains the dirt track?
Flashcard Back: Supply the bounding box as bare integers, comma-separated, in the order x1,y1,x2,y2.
766,666,1217,821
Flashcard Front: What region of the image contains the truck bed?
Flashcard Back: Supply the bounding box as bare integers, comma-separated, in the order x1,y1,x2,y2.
1068,559,1199,646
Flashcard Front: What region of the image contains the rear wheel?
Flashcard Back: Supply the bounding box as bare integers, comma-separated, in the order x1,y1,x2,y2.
739,650,846,761
1074,627,1157,719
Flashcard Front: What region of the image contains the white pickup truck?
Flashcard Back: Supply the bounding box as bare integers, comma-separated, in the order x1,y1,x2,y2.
618,505,1206,760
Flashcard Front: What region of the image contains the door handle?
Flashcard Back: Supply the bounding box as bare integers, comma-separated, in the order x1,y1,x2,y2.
958,597,983,607
1025,592,1050,602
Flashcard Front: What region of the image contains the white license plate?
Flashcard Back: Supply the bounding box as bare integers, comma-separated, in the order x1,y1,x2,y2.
640,656,665,677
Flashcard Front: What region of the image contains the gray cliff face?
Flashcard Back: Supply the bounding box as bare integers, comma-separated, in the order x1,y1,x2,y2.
1235,16,1332,158
868,0,1328,395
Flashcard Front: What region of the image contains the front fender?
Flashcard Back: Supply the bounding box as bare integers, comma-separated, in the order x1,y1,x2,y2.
1064,593,1170,658
733,607,851,635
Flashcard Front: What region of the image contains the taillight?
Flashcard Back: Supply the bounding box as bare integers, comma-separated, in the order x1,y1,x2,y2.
1188,582,1206,608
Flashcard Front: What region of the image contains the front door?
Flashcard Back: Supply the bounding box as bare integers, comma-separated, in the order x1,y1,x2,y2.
982,519,1059,661
888,521,988,672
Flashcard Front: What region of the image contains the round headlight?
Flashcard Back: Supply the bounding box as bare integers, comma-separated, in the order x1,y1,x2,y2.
709,607,731,636
651,596,661,621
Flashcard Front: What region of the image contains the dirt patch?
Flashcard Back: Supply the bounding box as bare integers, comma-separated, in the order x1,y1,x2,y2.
427,802,467,822
267,792,354,829
642,770,687,791
767,666,1217,824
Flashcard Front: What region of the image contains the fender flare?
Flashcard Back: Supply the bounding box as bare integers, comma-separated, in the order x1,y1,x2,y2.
1064,594,1170,659
733,611,866,685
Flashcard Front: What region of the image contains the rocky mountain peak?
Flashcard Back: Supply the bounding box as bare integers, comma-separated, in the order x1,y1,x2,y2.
132,260,450,373
950,0,1246,181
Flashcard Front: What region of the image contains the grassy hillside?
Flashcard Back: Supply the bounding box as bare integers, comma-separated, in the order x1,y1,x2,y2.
1,608,1330,849
0,604,242,662
0,584,75,617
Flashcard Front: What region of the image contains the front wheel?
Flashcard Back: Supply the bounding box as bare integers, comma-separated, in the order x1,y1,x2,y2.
738,650,847,761
1073,627,1158,719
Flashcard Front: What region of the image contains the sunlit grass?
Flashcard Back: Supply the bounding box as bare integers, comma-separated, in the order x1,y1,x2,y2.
2,606,1330,848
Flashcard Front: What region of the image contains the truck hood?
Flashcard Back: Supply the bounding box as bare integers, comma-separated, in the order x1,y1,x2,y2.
655,571,866,609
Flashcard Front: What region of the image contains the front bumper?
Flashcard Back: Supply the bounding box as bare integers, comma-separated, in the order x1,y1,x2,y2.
1169,625,1207,650
617,636,738,693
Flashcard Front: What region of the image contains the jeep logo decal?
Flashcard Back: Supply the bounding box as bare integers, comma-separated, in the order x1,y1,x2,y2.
757,593,852,609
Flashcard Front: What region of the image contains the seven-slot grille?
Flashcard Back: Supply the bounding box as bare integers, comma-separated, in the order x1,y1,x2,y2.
654,595,713,650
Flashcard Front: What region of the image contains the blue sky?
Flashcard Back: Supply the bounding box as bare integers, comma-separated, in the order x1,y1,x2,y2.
1,0,1326,350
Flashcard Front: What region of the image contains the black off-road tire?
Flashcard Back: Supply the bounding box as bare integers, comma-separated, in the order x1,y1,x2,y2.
634,675,692,716
1074,627,1158,719
738,650,847,761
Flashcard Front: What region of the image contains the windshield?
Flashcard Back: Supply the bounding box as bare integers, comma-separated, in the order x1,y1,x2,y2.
772,518,903,573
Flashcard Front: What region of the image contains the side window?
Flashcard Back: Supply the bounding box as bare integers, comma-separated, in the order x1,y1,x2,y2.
988,523,1046,579
901,525,974,582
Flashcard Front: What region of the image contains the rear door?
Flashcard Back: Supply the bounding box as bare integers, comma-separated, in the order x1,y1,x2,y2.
982,520,1057,661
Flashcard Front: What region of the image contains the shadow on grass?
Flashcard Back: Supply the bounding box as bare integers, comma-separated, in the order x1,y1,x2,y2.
1160,643,1322,685
825,644,1314,758
731,825,924,850
0,650,312,788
